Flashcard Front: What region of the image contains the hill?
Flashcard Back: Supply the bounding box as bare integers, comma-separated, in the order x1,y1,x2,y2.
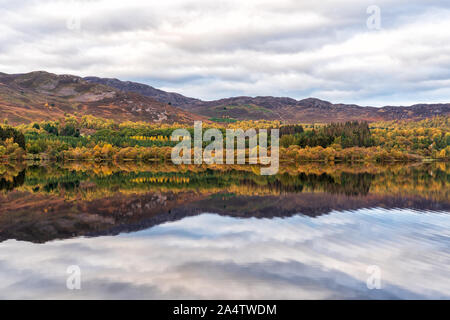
184,97,450,122
85,76,450,123
0,71,203,125
84,76,200,107
1,71,449,125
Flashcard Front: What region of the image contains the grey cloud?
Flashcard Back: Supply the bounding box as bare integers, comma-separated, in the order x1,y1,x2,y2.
0,0,450,104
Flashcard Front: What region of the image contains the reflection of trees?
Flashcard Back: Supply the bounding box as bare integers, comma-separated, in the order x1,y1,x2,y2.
323,172,374,196
0,162,448,243
0,162,448,201
0,169,25,191
5,165,373,195
238,172,373,196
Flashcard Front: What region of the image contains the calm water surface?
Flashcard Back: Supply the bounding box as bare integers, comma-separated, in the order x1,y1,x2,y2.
0,162,449,299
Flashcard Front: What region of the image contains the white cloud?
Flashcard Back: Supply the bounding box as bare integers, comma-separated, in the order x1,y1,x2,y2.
0,0,449,105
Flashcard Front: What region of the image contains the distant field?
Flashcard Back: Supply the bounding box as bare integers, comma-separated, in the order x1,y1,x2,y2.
209,117,238,123
190,103,278,121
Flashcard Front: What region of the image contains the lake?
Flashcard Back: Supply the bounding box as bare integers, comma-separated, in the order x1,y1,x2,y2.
0,161,449,299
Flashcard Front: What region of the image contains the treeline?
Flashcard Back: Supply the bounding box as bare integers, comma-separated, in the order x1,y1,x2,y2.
23,119,182,157
280,121,373,148
62,145,173,161
371,116,450,158
3,114,449,162
279,124,304,136
0,126,26,149
0,126,26,159
280,145,420,162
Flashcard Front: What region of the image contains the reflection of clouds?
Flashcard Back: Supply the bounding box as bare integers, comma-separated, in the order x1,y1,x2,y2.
0,208,449,299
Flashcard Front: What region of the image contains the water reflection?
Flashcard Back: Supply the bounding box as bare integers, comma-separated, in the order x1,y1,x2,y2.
0,169,25,191
0,162,449,299
0,209,448,299
0,162,449,243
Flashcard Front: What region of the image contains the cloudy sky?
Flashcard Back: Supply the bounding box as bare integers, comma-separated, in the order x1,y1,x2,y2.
1,0,450,106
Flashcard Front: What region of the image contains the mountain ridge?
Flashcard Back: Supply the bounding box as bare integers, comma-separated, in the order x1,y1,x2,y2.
83,76,201,107
84,76,450,123
0,71,448,125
